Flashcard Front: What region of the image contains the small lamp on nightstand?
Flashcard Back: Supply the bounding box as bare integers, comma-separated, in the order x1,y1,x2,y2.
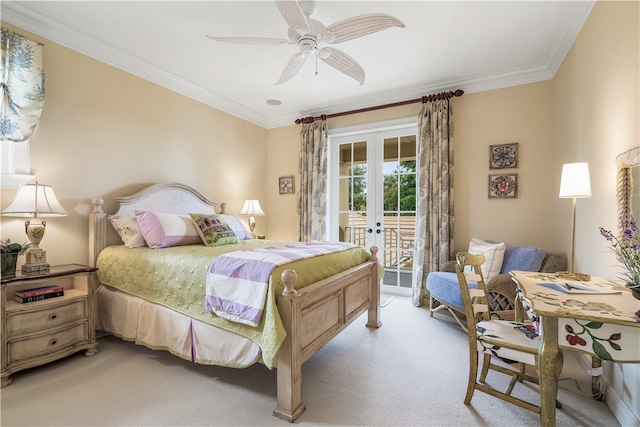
1,182,68,273
239,199,265,237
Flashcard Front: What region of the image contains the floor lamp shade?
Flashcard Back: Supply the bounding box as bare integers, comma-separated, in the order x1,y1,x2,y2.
559,162,592,198
559,163,592,273
1,182,68,273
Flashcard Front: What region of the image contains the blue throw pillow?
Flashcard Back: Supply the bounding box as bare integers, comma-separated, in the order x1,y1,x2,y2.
500,245,546,273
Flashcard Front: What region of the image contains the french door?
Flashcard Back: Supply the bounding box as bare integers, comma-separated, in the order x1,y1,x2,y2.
329,123,417,296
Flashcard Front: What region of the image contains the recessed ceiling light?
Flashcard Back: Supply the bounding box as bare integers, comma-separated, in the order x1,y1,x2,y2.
266,99,282,106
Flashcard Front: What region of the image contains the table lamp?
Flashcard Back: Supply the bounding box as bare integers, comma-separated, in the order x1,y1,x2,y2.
1,182,68,273
559,162,592,273
239,199,265,237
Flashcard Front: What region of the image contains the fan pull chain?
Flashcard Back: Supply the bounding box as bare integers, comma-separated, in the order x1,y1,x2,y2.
315,48,318,76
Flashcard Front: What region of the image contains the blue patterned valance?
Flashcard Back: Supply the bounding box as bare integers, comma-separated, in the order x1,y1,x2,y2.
0,28,44,142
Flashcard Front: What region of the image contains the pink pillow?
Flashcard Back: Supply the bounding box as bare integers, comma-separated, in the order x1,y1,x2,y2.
135,210,202,249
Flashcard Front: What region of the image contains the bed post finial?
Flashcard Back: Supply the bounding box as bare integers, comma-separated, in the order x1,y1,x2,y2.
219,202,226,214
91,197,104,213
89,196,107,267
369,246,378,262
281,270,298,296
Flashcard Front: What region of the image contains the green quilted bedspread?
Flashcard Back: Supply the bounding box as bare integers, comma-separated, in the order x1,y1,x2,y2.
96,240,370,368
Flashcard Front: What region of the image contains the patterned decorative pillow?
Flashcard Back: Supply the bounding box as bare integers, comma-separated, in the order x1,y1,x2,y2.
467,238,506,281
134,210,202,249
190,213,240,247
108,215,146,248
218,214,253,240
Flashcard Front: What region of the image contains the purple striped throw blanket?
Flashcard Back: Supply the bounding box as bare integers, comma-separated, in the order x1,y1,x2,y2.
205,241,356,326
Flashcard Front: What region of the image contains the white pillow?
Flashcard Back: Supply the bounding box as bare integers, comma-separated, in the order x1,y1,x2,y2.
467,238,506,281
108,215,147,248
218,214,253,240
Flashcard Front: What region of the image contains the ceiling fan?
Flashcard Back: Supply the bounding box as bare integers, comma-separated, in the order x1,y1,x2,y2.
207,0,405,85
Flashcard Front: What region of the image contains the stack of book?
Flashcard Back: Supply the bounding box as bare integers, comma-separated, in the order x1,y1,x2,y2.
15,285,64,303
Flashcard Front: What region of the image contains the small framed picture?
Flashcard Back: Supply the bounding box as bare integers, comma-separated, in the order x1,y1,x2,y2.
489,173,518,198
489,142,519,169
279,176,294,194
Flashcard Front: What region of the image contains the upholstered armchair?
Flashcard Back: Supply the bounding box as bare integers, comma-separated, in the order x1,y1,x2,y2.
426,242,567,330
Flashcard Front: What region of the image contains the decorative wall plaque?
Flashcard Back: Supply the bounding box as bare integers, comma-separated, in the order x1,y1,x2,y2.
488,173,518,198
490,143,519,169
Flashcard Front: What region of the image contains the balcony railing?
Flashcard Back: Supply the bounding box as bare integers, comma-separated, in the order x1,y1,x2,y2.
344,226,414,269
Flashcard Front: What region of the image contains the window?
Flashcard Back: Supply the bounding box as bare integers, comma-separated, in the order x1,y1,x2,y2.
1,139,34,188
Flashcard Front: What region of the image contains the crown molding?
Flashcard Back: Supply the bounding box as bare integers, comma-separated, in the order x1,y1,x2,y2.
2,1,594,130
1,2,271,128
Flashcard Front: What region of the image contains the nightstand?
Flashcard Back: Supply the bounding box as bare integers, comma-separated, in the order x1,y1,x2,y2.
1,264,99,387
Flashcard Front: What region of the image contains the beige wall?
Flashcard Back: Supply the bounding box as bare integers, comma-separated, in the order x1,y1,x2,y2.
265,125,300,240
453,82,555,251
552,1,639,422
269,82,556,252
0,23,269,268
1,0,638,423
266,1,639,422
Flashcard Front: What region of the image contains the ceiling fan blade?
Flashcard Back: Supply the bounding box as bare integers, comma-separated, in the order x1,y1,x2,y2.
276,52,308,85
206,36,290,46
322,14,405,44
318,47,365,85
275,0,310,35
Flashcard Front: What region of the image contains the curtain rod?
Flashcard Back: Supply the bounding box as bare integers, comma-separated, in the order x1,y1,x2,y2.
295,89,464,125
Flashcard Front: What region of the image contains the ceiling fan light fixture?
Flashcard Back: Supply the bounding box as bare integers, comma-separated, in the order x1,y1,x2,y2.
298,37,317,55
209,0,404,85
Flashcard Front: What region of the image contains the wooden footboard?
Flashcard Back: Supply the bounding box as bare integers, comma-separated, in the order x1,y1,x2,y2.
273,247,380,422
89,183,381,423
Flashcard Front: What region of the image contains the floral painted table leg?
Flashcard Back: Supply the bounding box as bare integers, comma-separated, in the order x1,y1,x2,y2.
539,316,559,427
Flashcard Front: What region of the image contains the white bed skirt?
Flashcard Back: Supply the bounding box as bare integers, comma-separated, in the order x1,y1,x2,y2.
96,285,262,368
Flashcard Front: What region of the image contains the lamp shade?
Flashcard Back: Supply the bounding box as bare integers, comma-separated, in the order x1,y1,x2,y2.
559,162,592,198
1,182,68,217
239,199,265,216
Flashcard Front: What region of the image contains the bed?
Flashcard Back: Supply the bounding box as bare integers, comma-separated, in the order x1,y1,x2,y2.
88,182,380,422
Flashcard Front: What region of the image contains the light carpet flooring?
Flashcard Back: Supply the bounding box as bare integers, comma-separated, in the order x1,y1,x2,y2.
0,296,620,426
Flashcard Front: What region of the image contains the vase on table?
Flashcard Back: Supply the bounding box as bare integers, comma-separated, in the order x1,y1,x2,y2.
628,283,640,317
1,252,18,278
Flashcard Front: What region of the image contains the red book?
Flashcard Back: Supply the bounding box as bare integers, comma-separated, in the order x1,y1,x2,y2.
15,285,65,298
15,291,64,303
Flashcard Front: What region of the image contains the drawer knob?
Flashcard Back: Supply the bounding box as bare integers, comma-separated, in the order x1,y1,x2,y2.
49,314,57,320
50,339,57,346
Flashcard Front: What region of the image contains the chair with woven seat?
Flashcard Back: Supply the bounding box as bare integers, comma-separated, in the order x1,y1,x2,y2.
427,240,567,330
454,252,563,413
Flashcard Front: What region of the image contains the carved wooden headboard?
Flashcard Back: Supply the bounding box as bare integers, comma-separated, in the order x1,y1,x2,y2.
88,182,225,266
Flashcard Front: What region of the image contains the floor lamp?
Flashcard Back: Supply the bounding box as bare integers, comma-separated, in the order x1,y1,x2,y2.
559,162,592,273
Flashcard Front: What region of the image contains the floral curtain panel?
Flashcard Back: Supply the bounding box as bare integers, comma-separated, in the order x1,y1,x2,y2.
1,28,45,142
297,119,328,242
412,99,455,306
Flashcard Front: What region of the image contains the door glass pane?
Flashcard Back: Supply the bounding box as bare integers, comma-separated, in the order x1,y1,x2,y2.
381,134,416,291
338,140,367,248
332,126,417,295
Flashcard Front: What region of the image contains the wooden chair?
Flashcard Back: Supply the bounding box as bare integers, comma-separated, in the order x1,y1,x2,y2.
454,252,563,413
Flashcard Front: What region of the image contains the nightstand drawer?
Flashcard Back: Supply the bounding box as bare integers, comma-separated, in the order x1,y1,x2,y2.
7,297,87,336
8,322,88,363
2,264,98,387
